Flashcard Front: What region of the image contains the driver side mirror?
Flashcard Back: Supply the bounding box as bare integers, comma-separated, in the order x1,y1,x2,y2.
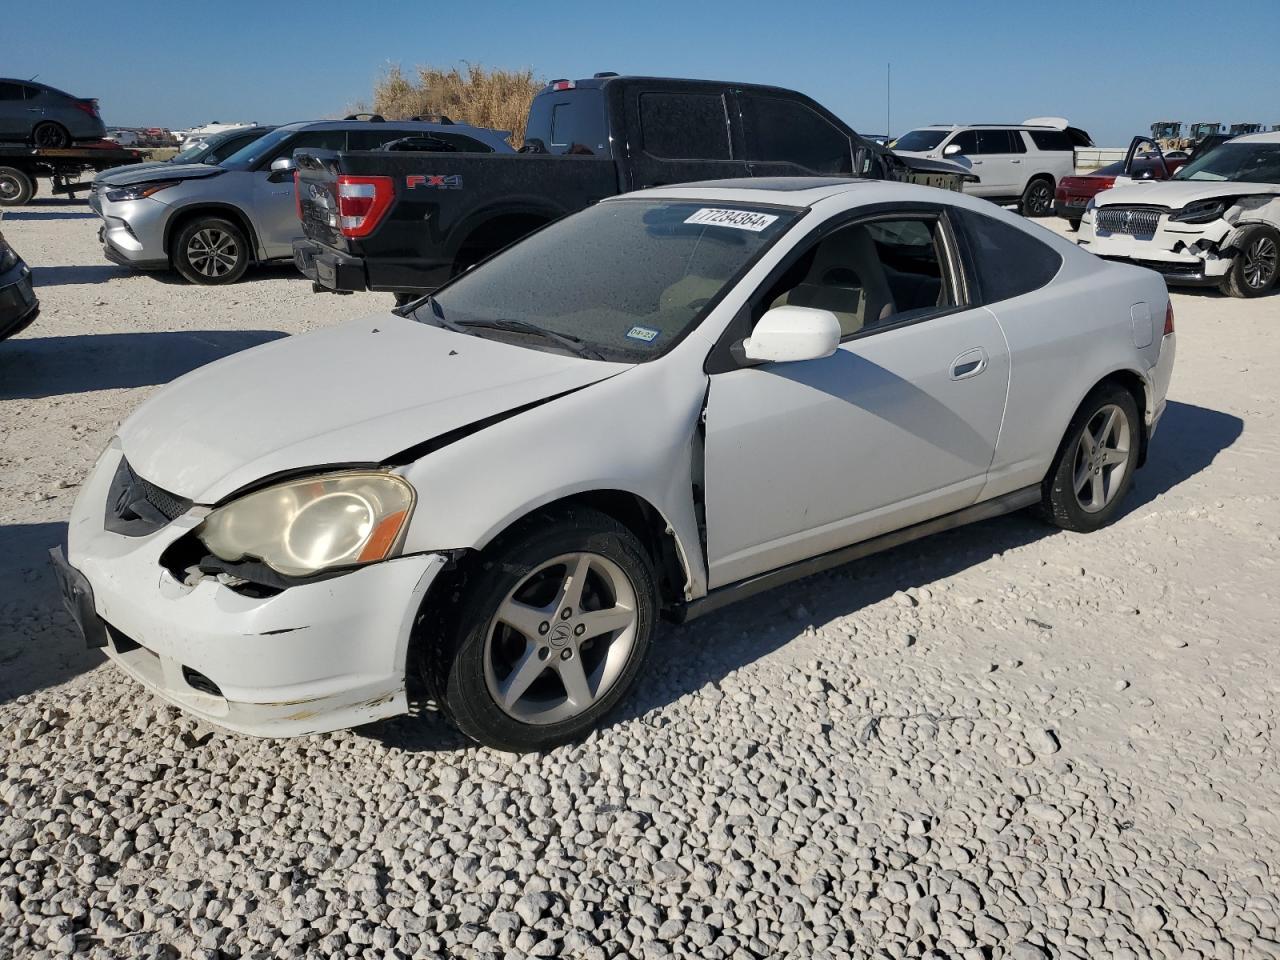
742,306,841,364
268,156,295,182
943,143,963,157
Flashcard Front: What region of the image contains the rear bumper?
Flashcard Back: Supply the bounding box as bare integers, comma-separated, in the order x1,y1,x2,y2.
293,239,367,294
1054,201,1087,222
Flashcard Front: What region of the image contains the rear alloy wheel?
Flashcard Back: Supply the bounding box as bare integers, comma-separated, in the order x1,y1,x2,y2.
1220,225,1279,298
1020,177,1054,217
1039,384,1140,532
32,122,71,149
427,507,657,752
172,216,249,285
0,166,34,206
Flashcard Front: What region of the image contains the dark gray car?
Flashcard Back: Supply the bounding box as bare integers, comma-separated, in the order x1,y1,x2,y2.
0,79,106,148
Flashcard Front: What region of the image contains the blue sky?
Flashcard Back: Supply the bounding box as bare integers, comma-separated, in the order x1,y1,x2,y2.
16,0,1280,146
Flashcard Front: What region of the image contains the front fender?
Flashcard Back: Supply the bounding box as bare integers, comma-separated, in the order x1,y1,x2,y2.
398,358,710,599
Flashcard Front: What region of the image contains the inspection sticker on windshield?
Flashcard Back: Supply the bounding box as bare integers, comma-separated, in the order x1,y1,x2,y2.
684,208,779,232
626,325,661,343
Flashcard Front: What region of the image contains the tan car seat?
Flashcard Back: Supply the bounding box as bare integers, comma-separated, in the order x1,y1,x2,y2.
772,225,896,336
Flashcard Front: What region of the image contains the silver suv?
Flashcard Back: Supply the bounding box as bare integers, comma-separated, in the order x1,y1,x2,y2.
89,118,513,285
891,120,1092,216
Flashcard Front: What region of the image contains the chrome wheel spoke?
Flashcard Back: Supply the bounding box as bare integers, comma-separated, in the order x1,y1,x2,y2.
577,606,633,641
497,644,548,709
555,653,594,707
552,553,592,617
497,597,550,641
1102,447,1128,467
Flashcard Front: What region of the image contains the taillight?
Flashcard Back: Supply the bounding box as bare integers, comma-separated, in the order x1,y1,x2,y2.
549,79,576,91
336,175,394,238
74,99,100,117
1163,301,1175,336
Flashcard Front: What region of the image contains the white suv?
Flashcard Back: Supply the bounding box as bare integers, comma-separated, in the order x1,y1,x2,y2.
892,119,1089,216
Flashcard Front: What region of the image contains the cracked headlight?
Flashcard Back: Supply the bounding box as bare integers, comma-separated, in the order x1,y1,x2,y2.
197,471,416,577
104,180,180,203
1169,199,1229,224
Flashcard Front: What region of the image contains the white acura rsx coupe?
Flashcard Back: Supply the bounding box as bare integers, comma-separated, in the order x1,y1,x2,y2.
53,178,1176,752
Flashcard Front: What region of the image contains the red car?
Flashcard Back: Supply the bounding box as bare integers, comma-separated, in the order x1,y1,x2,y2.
1055,155,1187,229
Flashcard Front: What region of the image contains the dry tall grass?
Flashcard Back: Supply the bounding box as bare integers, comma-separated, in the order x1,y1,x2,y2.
369,63,544,146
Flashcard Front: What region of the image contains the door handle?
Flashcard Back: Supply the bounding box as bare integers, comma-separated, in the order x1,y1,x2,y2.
951,347,988,380
972,160,983,165
1011,159,1022,163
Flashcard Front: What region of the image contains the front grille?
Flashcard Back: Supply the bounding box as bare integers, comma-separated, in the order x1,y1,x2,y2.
104,457,193,537
1096,206,1166,236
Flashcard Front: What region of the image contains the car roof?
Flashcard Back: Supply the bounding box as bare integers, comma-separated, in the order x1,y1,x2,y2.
1232,131,1280,144
275,118,503,137
913,123,1062,131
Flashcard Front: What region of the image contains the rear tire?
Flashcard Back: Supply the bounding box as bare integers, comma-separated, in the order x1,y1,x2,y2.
172,216,250,285
1020,176,1054,217
31,122,70,149
1219,225,1279,298
1068,218,1081,231
0,166,34,206
1039,384,1141,533
422,506,658,752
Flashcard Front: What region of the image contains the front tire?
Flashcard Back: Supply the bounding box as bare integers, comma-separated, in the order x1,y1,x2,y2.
1039,384,1140,533
1068,218,1081,232
172,216,249,285
1020,177,1054,217
1219,225,1279,298
425,507,658,752
31,122,70,149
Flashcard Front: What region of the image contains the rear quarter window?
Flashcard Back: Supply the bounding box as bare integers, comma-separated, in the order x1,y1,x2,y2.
1028,129,1075,151
955,208,1062,303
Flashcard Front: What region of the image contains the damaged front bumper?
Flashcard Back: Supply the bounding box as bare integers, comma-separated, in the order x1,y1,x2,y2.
1076,210,1234,286
62,440,448,736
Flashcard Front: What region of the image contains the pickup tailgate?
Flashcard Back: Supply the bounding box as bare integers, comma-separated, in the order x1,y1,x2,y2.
294,149,620,293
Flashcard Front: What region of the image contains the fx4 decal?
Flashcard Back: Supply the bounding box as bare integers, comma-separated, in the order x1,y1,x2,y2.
406,175,464,190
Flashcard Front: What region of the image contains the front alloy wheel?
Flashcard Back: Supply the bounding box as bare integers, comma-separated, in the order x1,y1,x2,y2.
172,216,249,285
427,506,657,752
1221,225,1280,298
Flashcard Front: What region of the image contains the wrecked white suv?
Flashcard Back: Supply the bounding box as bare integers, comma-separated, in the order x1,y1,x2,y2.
53,178,1175,752
1078,131,1280,297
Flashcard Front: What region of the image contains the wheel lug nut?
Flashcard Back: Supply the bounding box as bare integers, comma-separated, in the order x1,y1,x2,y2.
560,649,573,661
538,622,550,635
574,624,585,637
561,607,573,620
537,647,550,661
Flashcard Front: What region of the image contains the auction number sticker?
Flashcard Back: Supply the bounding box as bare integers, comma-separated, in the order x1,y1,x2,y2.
684,208,779,232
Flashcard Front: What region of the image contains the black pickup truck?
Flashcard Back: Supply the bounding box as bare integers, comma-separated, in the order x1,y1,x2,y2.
293,74,972,298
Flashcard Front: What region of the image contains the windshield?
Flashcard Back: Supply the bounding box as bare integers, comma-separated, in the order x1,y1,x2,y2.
1173,143,1280,184
171,139,211,164
219,126,298,171
421,199,800,361
891,130,949,152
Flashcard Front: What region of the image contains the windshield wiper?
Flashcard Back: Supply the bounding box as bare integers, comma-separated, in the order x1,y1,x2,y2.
398,294,464,330
453,318,605,360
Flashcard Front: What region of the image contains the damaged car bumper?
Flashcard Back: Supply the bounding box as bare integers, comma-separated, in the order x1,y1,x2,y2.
58,440,447,736
1076,208,1234,286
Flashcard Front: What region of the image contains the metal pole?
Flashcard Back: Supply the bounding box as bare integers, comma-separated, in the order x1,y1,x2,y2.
886,63,891,140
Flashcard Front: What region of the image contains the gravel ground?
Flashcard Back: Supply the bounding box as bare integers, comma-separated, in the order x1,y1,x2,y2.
1,187,1279,960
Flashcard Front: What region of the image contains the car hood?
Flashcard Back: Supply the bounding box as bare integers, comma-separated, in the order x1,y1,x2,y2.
1095,180,1280,208
95,162,223,187
93,160,169,182
889,152,979,182
119,314,631,503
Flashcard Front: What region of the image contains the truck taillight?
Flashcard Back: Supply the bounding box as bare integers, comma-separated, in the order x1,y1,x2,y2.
336,175,394,238
1164,301,1175,336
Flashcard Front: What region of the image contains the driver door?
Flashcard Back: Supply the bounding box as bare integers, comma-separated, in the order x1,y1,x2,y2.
702,211,1010,588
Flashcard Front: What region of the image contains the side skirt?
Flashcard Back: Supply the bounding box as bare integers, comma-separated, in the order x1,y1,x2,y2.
667,485,1041,624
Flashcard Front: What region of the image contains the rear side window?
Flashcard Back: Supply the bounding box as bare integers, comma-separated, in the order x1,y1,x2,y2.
640,93,730,160
0,82,26,100
1028,129,1075,151
955,208,1062,303
978,129,1024,154
526,90,611,156
741,95,852,174
268,130,347,164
